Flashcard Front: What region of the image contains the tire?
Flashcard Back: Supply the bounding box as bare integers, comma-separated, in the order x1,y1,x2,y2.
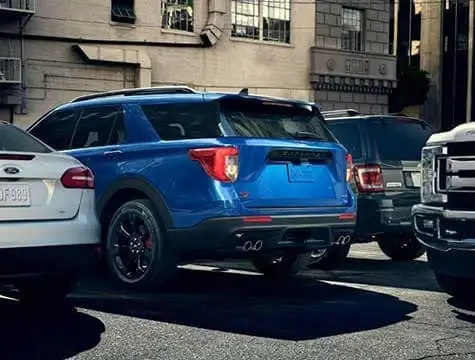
434,272,475,300
15,275,75,305
307,244,351,270
377,234,425,261
105,199,177,290
251,250,311,278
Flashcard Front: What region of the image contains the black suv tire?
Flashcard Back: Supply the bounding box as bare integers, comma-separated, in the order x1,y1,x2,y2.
434,272,475,300
251,251,311,278
377,235,425,261
307,244,351,270
105,199,177,290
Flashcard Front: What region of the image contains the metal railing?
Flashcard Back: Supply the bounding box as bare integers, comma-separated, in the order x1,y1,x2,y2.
0,57,21,83
0,0,35,12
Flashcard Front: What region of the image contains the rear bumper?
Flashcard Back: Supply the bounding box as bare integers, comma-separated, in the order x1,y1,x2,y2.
167,213,356,259
0,244,101,280
352,196,415,242
0,190,100,249
0,190,101,280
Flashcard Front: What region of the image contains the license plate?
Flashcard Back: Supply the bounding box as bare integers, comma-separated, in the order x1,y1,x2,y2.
411,172,421,187
0,183,31,207
287,163,314,183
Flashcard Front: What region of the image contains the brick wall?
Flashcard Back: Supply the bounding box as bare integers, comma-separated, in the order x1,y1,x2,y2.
315,92,388,113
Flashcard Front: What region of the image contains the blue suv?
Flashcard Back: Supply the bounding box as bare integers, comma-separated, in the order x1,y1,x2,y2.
27,86,356,289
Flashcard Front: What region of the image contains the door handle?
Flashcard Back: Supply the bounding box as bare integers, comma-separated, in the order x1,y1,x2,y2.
104,150,123,159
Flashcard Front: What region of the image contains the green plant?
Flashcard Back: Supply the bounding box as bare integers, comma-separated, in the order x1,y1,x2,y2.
390,66,430,108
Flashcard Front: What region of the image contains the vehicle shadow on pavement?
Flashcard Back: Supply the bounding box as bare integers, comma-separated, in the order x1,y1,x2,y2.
447,297,475,325
0,293,105,360
205,257,438,292
73,268,417,341
310,257,439,292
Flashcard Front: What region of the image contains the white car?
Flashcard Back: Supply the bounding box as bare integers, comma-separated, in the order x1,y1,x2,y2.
0,121,100,303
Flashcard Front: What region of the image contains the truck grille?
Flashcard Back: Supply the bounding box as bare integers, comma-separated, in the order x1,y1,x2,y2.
437,142,475,210
447,141,475,156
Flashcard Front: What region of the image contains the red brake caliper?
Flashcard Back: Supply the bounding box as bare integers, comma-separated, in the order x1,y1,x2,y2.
144,236,153,249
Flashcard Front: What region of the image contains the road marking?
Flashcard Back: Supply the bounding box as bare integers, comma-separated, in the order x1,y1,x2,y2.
181,264,261,276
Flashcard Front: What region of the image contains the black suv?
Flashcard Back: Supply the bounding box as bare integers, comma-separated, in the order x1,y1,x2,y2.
309,110,433,269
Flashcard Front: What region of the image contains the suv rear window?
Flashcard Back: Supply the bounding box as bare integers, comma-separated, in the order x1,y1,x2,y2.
327,121,363,159
141,102,221,140
366,117,432,161
0,123,52,153
220,99,335,142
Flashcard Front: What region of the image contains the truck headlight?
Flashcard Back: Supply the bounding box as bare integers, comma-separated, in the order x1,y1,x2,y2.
421,145,445,204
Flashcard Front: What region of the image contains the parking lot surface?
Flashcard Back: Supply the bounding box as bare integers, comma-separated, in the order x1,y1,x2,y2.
0,243,474,360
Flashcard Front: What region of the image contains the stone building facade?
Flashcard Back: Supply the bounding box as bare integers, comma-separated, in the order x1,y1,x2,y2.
0,0,396,128
311,0,397,113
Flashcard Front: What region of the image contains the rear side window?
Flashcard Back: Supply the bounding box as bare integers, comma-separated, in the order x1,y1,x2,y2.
220,99,335,142
327,121,364,159
71,106,126,149
366,117,433,161
0,123,52,153
29,110,78,151
141,102,221,140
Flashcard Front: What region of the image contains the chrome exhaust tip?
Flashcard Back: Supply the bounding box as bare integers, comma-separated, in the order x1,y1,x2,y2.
335,234,351,245
242,241,253,251
253,240,263,251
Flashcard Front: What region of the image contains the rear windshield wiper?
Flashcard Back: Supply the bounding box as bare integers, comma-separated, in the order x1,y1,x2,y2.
291,131,325,141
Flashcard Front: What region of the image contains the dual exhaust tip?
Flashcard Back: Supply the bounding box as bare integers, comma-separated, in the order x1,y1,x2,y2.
237,234,351,252
239,240,263,252
334,234,351,245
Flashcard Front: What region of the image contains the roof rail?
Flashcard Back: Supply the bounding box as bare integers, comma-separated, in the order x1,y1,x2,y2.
320,109,361,118
70,85,198,103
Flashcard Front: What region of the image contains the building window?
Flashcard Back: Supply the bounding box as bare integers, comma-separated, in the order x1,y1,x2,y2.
341,7,363,52
231,0,291,44
161,0,194,32
111,0,136,24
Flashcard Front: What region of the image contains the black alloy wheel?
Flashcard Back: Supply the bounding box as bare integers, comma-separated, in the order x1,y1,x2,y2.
106,199,176,289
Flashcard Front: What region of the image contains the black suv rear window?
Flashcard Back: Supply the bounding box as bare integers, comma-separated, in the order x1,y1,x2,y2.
220,99,335,142
0,123,52,153
327,121,363,159
366,117,432,161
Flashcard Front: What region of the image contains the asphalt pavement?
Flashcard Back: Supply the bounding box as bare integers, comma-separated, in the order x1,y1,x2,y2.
0,243,474,360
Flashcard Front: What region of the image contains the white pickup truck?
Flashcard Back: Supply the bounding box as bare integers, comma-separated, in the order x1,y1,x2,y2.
412,122,475,300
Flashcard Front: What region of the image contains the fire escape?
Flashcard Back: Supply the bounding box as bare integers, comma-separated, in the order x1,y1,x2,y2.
0,0,35,122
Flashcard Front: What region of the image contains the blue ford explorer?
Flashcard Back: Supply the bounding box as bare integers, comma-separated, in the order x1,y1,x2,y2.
28,86,357,289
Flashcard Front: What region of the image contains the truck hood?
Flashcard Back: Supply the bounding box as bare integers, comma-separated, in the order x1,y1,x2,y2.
427,122,475,145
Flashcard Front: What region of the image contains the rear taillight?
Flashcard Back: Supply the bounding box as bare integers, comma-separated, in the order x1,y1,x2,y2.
61,166,94,189
346,153,353,182
353,164,384,192
189,147,239,182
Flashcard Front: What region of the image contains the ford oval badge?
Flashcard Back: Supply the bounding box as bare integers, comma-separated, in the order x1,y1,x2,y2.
4,167,20,175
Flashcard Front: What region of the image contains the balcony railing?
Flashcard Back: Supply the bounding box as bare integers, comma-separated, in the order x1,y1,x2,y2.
0,0,35,13
0,57,21,84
